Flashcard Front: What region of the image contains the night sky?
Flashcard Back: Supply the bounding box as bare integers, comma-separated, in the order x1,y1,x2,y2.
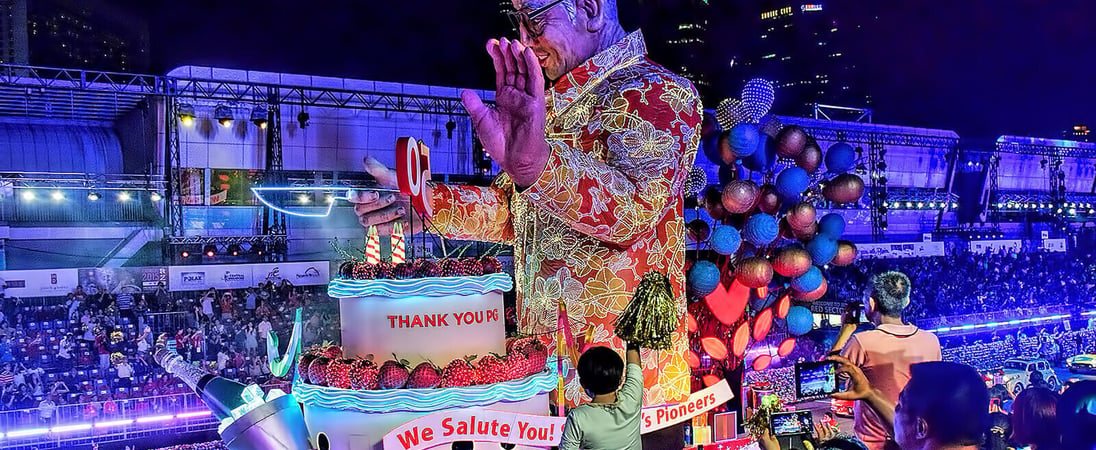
117,0,1094,141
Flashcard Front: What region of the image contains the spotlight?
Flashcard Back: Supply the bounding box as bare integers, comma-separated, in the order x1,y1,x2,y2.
87,191,101,201
203,244,217,258
1089,209,1095,214
297,110,310,128
177,103,196,126
1069,208,1077,215
118,192,131,202
250,105,269,129
951,202,958,208
325,194,334,204
150,192,162,202
298,194,310,204
252,242,266,256
905,202,913,208
180,250,190,258
445,119,456,139
227,243,241,256
214,105,233,128
917,202,925,209
21,190,34,201
51,190,64,201
1057,208,1064,214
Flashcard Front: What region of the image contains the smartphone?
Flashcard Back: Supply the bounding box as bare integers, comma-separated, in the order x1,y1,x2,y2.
770,411,814,437
795,360,839,400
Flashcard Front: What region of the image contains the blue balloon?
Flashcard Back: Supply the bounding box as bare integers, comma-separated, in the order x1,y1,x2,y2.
688,261,722,296
818,213,846,239
825,142,856,173
806,237,839,266
729,124,759,158
742,136,776,172
790,266,823,292
775,167,810,200
701,134,722,167
786,306,814,336
711,226,743,256
743,214,779,246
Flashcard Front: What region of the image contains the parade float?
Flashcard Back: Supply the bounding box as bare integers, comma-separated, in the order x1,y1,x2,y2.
154,78,861,449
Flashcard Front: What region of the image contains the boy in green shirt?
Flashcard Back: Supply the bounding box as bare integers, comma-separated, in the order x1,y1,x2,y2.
560,342,644,450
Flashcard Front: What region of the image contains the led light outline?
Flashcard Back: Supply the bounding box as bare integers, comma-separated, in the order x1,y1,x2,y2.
251,186,400,218
328,273,513,298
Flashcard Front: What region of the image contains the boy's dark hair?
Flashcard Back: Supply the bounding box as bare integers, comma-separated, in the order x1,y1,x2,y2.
576,346,624,396
870,271,910,318
1012,387,1058,449
901,362,989,447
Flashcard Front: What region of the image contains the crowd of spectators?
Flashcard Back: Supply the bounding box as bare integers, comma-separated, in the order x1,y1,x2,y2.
827,250,1096,322
0,279,337,429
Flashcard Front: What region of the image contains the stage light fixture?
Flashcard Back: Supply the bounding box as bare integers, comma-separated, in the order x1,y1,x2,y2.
325,194,335,204
297,110,310,128
203,244,217,258
905,201,913,208
21,190,34,201
177,103,196,126
150,192,162,201
446,119,456,139
951,202,958,208
87,192,101,201
227,243,241,256
298,194,310,204
180,250,190,258
917,202,924,209
1069,208,1077,215
51,190,64,201
252,242,266,256
118,192,131,202
214,105,234,128
250,106,269,129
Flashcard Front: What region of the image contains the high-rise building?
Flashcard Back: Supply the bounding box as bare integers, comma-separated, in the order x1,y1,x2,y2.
736,2,871,115
660,1,713,99
0,0,148,72
1065,124,1092,142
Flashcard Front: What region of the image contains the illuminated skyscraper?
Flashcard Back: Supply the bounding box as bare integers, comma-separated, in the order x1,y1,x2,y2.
0,0,148,72
737,2,872,114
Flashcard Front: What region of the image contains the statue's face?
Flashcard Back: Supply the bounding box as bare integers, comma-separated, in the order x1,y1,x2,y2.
512,0,586,81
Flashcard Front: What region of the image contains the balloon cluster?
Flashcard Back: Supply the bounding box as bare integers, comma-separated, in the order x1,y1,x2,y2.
685,79,863,378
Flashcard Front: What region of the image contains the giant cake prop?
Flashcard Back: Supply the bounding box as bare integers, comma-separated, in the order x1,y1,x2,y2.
284,257,554,450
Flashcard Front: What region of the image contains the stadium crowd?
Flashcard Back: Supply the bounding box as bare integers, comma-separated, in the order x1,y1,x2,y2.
0,278,337,429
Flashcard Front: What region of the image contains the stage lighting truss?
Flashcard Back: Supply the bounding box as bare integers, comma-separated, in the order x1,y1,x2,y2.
250,185,398,218
177,103,196,126
214,104,234,128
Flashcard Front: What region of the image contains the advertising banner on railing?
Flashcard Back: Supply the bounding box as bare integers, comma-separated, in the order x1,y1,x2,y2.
78,267,168,294
1043,238,1067,252
856,242,945,259
0,268,79,297
969,239,1022,254
167,261,330,291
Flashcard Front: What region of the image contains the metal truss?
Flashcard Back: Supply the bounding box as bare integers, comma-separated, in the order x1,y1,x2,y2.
997,135,1096,158
813,103,872,123
173,78,470,116
0,65,167,121
166,234,287,246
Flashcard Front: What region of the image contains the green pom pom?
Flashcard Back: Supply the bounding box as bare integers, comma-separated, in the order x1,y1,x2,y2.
613,272,681,350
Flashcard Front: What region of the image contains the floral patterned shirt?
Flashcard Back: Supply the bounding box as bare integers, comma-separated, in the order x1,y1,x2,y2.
430,31,701,407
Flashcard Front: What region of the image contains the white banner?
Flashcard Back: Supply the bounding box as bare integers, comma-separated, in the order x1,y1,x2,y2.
0,269,79,297
1043,238,1066,252
969,239,1022,254
167,261,330,291
856,242,945,259
382,380,734,450
168,264,253,291
251,261,330,286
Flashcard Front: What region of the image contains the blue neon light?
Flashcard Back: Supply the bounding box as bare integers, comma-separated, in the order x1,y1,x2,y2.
251,186,399,218
328,273,513,298
931,312,1084,334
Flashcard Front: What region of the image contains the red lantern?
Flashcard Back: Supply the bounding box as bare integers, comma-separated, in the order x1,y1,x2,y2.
686,350,701,369
778,337,796,357
703,374,723,387
736,257,773,289
773,247,812,278
753,308,774,342
705,279,751,326
757,184,782,215
732,322,751,358
776,126,808,158
757,286,768,298
721,180,760,214
686,312,699,333
832,240,858,266
776,295,791,319
701,336,728,361
787,202,818,231
752,354,773,371
822,174,866,204
796,142,823,173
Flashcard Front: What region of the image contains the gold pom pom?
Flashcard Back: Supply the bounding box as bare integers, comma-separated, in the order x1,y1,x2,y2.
613,272,681,350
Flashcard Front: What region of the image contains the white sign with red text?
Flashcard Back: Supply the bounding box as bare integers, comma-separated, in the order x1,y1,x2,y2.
382,380,734,450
